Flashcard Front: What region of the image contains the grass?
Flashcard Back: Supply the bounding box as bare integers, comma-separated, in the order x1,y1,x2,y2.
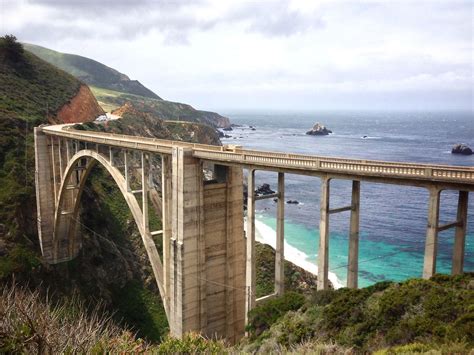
0,283,153,353
23,43,160,99
1,39,80,122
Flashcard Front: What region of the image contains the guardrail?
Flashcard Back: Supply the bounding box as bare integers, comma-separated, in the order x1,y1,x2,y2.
42,126,474,185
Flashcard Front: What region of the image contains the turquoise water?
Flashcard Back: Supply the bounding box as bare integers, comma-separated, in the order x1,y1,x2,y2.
223,111,474,287
257,214,473,287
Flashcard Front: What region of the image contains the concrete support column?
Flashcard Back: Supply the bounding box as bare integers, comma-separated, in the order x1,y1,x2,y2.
169,147,204,337
245,169,256,320
423,188,441,279
66,139,71,161
452,191,469,275
347,180,360,289
124,150,130,192
109,147,114,166
141,152,149,234
161,154,172,314
51,136,58,205
318,176,330,290
58,138,63,180
275,172,285,295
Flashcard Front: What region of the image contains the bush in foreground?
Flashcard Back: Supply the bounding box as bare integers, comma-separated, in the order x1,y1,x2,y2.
246,291,306,339
0,283,150,353
157,333,227,354
241,274,474,353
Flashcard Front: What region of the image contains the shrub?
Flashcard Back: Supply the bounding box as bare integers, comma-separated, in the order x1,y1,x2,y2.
157,333,227,354
0,35,25,64
246,291,306,338
243,274,474,353
0,283,152,353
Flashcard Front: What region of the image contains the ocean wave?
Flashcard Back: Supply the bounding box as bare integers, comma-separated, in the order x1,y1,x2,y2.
245,218,344,289
361,136,382,140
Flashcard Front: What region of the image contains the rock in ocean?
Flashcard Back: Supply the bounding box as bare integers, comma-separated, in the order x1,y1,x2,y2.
451,143,473,155
306,122,332,136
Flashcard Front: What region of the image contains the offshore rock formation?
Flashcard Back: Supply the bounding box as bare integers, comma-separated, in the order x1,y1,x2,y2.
452,143,473,155
255,183,275,196
306,122,332,136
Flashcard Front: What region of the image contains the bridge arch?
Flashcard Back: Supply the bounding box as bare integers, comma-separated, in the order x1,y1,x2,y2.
53,149,167,314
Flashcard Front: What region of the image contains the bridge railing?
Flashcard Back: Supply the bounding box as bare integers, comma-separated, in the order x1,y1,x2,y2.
194,149,474,183
42,126,474,184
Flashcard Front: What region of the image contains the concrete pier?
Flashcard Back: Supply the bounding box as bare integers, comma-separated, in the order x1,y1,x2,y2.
275,172,285,295
452,191,469,275
423,188,441,279
318,177,331,290
347,180,360,289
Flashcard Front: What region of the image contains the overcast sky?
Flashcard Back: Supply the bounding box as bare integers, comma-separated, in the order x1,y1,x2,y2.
2,0,473,111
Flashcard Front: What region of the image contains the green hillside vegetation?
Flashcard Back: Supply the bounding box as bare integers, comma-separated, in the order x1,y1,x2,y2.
23,43,160,99
0,35,81,259
241,273,474,353
3,274,472,353
22,43,230,128
1,38,80,122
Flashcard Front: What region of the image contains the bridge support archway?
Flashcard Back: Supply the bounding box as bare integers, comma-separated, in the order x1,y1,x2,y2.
34,128,246,343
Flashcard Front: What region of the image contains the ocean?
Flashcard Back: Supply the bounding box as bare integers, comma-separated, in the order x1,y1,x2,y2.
221,110,474,288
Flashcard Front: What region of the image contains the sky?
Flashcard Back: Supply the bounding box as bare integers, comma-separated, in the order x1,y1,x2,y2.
2,0,473,112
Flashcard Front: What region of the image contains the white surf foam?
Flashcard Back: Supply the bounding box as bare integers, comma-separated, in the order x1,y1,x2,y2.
244,217,344,289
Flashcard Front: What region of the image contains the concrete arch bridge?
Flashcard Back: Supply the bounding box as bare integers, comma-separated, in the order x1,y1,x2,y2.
34,124,474,343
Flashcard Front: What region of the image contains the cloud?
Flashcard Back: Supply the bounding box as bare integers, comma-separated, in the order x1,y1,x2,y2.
223,1,325,37
4,0,326,43
1,0,472,110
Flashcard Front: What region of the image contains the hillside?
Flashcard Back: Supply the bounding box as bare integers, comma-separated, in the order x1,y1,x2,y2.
91,86,231,128
241,273,474,353
0,35,102,252
0,40,102,124
23,43,160,99
23,43,231,128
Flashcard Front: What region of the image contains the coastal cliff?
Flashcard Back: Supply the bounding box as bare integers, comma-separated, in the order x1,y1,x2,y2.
23,43,231,129
51,84,104,123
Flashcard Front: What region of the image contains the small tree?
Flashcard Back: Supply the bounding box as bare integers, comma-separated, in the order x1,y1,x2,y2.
0,34,25,63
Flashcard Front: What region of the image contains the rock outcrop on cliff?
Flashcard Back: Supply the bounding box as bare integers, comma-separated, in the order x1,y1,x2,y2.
52,84,104,124
306,122,332,135
95,102,221,145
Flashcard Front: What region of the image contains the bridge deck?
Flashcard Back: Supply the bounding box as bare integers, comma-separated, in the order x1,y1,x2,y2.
42,125,474,190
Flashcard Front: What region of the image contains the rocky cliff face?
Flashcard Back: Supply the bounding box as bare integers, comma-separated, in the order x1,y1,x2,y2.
51,84,104,124
196,110,231,129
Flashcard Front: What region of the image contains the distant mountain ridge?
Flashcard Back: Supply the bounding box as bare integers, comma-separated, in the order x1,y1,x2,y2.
24,43,231,128
23,43,160,99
